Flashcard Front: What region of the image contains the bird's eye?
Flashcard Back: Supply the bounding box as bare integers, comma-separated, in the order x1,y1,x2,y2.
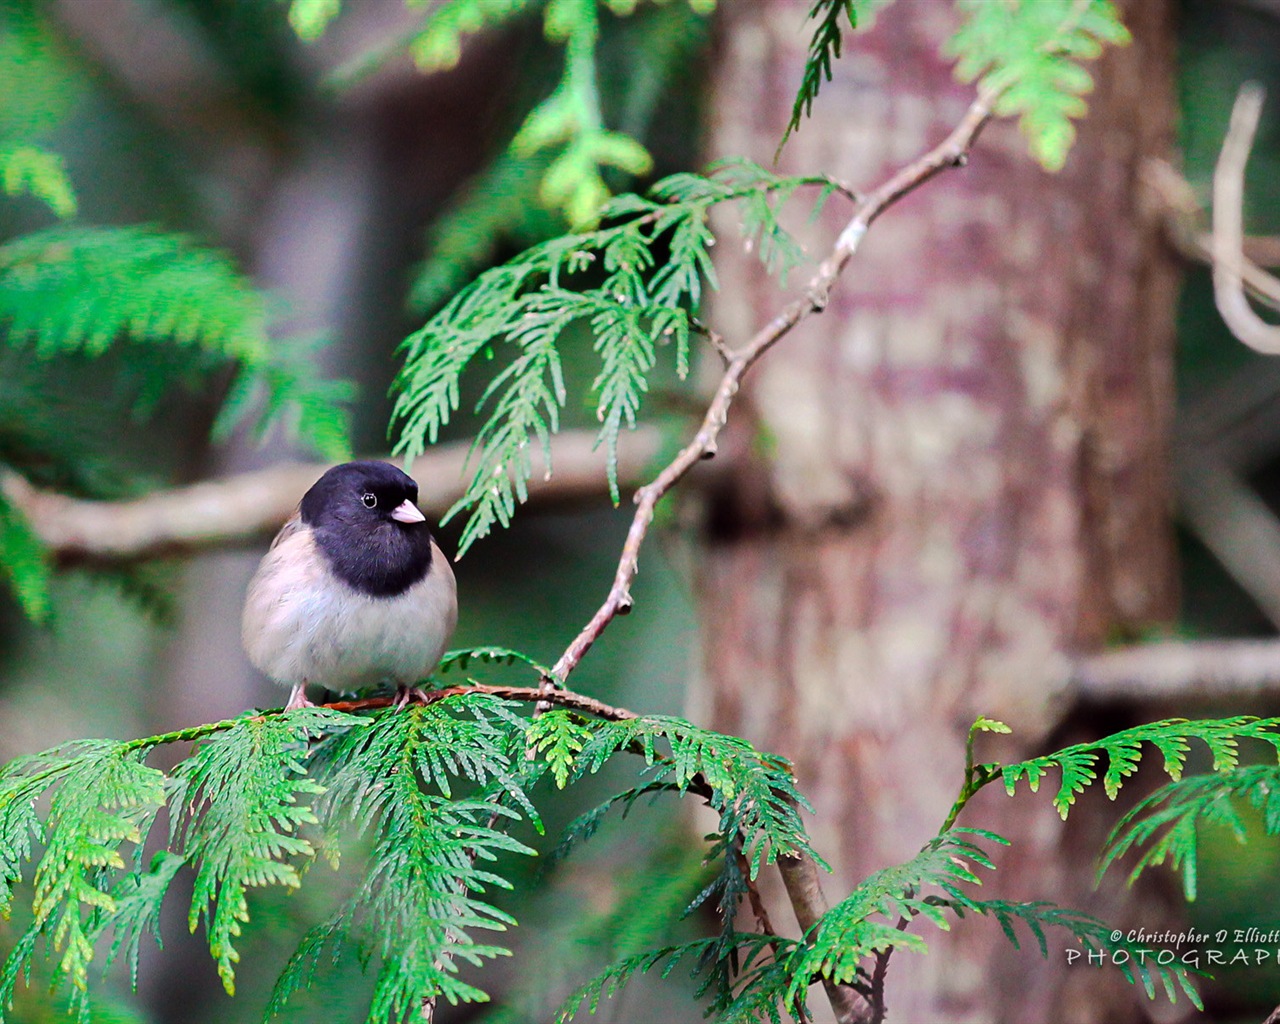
361,492,377,508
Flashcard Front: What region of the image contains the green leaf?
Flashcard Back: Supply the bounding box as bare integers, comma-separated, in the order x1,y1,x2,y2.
0,493,51,622
944,0,1131,171
0,226,268,361
0,742,166,1012
286,0,342,41
168,710,356,995
1001,717,1280,820
0,144,76,218
526,710,592,789
410,0,534,72
213,338,354,461
392,163,830,553
1103,762,1280,902
270,700,536,1018
438,645,551,678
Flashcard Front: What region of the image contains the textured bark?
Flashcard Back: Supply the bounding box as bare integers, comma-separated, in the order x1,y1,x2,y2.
694,3,1184,1021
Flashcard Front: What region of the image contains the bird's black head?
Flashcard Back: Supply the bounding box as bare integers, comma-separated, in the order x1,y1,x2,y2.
300,460,434,597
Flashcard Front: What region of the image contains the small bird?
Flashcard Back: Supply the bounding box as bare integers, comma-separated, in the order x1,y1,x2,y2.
242,460,457,709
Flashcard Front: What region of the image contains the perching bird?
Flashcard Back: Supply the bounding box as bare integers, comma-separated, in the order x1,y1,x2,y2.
242,460,457,709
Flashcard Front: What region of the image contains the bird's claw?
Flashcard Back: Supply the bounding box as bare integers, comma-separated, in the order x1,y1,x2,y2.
393,685,430,711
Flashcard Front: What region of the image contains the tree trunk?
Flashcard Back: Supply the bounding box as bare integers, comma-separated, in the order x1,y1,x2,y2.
694,2,1184,1021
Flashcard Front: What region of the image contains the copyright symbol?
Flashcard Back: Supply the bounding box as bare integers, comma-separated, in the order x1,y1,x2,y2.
1111,930,1123,942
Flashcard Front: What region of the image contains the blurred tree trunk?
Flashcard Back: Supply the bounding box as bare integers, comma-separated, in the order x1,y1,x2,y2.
695,2,1183,1021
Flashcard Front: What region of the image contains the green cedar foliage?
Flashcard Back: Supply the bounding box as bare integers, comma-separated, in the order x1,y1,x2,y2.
289,0,712,251
0,144,75,218
0,493,50,622
0,221,354,620
781,0,894,151
997,716,1280,818
784,0,1128,172
0,678,828,1023
392,160,842,555
5,644,1270,1022
1104,760,1280,902
945,0,1130,171
0,3,352,619
410,1,709,314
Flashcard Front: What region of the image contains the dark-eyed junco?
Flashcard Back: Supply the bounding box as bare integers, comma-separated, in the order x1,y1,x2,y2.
242,460,457,709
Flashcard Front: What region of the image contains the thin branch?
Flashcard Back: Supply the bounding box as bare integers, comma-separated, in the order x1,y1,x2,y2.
1143,159,1280,312
693,319,736,366
1212,84,1280,353
866,921,907,1024
778,848,874,1023
2,427,659,562
1175,450,1280,630
1072,638,1280,702
545,84,999,691
322,682,638,721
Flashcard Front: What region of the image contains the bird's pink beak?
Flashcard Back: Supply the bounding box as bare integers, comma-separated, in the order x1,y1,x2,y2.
390,499,427,524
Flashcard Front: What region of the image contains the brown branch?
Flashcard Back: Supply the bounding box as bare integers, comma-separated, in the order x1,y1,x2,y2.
545,85,999,692
532,83,1003,1024
1213,84,1280,353
1072,638,1280,703
1,428,660,562
321,681,638,720
778,850,874,1023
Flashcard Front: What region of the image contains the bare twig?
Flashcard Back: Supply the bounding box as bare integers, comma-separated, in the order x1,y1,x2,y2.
2,428,660,562
1143,159,1280,312
1213,84,1280,353
545,85,1000,693
694,320,736,366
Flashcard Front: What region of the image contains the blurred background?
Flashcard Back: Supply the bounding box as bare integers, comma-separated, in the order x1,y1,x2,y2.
0,0,1278,1022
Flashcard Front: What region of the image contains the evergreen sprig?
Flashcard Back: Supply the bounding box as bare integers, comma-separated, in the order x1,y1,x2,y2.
409,2,708,314
997,717,1280,819
212,335,355,462
555,933,785,1024
782,829,1001,1004
0,688,1227,1021
268,696,538,1018
945,0,1130,171
0,494,50,622
0,222,354,614
168,708,359,995
783,0,860,150
539,711,820,875
0,144,75,219
0,227,268,362
530,710,819,1014
392,161,839,554
1103,763,1280,901
0,741,166,1019
780,828,1201,1015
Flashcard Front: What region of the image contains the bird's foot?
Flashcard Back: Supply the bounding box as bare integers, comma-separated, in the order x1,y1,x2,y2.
393,684,430,711
285,683,315,710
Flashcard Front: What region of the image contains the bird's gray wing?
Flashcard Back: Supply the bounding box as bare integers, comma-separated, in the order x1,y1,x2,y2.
269,510,303,550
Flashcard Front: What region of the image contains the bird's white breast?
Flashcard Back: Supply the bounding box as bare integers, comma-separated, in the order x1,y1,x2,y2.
242,526,457,691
